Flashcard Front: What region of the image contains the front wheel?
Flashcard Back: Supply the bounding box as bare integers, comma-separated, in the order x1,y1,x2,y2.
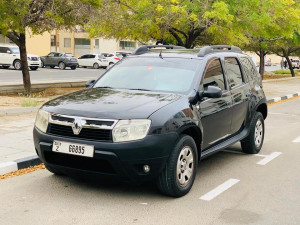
13,60,22,70
59,62,66,70
157,135,198,197
30,66,38,70
93,63,99,69
41,61,45,68
241,112,265,154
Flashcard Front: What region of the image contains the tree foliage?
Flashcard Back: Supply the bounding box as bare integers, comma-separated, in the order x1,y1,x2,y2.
88,0,220,48
205,0,300,77
0,0,101,94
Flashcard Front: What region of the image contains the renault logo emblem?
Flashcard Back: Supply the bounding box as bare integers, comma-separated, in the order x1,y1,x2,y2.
72,118,85,135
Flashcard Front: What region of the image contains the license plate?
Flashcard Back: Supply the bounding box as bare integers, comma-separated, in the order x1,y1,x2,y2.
52,140,94,158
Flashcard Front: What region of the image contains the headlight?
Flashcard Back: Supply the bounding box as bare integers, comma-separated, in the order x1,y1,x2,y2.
35,109,49,133
112,119,151,142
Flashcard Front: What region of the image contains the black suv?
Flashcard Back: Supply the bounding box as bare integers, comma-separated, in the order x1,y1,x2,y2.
33,45,267,197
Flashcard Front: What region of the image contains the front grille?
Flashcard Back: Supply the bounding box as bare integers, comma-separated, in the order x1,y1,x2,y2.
44,151,116,174
47,123,112,142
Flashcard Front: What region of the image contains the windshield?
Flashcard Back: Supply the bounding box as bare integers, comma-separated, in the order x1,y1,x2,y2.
10,47,20,54
65,53,73,57
93,57,200,93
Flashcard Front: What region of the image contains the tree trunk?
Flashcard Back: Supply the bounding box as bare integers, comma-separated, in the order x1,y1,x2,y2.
19,33,31,95
285,56,295,77
259,51,265,79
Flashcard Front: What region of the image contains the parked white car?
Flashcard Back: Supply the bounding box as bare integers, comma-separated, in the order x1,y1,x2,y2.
0,45,41,70
77,54,109,69
99,53,126,65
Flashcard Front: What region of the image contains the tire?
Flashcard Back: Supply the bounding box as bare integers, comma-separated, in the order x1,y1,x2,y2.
50,65,55,69
13,60,22,70
1,66,10,69
93,63,100,69
102,66,107,69
70,66,76,70
30,66,38,70
45,165,64,176
59,62,66,70
109,62,114,65
157,135,198,197
241,112,265,154
41,61,45,68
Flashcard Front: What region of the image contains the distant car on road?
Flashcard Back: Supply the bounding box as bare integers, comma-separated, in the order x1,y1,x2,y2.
40,52,78,70
100,53,125,65
77,54,109,69
265,59,272,66
291,59,299,69
0,44,41,70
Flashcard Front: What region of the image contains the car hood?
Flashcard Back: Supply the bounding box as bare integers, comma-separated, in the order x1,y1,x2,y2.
27,53,39,57
42,88,183,119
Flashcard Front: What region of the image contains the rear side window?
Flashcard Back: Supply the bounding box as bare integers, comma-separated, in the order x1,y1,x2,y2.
224,57,243,88
89,55,96,59
202,59,225,91
240,57,257,81
0,47,8,53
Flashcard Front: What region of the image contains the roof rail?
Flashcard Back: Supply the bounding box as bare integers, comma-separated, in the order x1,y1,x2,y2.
132,45,186,55
198,45,242,57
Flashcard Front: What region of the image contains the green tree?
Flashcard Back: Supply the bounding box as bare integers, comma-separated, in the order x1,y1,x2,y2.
0,0,101,95
205,0,300,78
88,0,230,48
269,33,300,77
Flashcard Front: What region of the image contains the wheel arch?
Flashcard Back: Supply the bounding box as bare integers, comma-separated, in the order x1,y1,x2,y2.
256,102,268,119
178,125,202,161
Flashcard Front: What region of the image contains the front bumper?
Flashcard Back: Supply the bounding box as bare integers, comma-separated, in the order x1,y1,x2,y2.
33,127,178,183
28,60,41,67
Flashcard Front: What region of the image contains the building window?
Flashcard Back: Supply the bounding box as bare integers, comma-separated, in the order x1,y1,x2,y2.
119,41,136,50
64,38,71,48
75,38,91,55
51,35,56,47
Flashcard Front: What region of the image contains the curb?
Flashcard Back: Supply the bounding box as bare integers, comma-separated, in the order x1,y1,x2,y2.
267,92,300,104
0,155,41,175
0,81,86,95
0,106,39,116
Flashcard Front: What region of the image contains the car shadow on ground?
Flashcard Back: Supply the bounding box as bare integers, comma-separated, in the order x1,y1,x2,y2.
39,145,249,200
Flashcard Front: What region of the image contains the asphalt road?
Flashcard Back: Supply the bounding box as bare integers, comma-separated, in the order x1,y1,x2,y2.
0,67,105,85
0,98,299,225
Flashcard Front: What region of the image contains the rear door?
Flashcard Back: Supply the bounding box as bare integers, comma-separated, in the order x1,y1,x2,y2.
224,57,250,134
87,55,96,67
198,57,233,149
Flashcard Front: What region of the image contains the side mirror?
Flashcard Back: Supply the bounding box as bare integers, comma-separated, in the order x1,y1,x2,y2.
6,50,11,54
189,86,222,105
202,86,222,98
85,80,95,88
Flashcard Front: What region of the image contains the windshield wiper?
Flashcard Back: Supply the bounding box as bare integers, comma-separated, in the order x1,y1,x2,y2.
95,86,114,89
129,88,151,91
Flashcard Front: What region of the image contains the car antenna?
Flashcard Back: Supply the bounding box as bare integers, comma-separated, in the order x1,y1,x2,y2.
159,50,163,59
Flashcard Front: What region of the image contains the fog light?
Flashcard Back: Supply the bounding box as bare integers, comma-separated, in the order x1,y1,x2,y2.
143,165,150,173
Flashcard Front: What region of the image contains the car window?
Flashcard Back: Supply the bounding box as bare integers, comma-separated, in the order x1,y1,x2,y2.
239,57,257,81
224,57,243,88
98,55,106,59
94,57,200,93
0,47,8,53
47,52,55,57
9,47,20,54
79,55,86,59
89,55,96,59
202,59,226,91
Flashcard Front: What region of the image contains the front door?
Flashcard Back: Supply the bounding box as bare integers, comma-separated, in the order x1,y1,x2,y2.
224,57,250,134
197,58,232,149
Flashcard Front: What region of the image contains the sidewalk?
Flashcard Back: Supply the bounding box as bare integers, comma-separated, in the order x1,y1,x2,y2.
0,77,299,175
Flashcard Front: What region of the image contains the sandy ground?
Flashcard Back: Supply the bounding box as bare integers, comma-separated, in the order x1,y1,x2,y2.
0,87,83,109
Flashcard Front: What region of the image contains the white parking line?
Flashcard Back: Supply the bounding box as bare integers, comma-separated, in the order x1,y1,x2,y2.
255,152,282,165
200,179,240,201
292,136,300,143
